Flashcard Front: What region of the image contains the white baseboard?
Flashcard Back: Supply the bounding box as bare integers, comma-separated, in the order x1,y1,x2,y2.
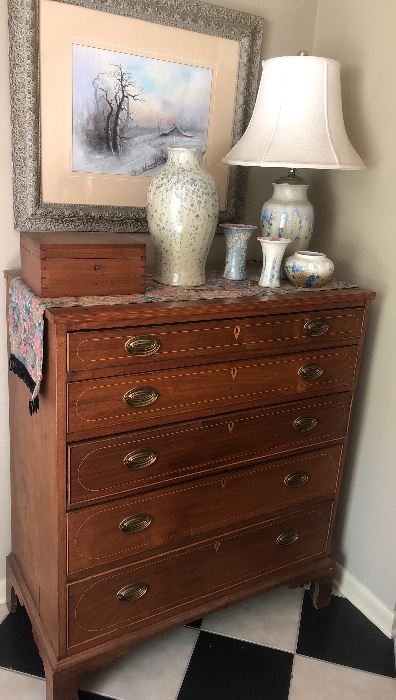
0,577,5,606
334,564,395,639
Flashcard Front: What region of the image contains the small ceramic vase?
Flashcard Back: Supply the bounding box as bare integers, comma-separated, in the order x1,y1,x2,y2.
257,237,291,288
284,251,335,288
261,182,314,255
220,223,257,281
147,147,219,286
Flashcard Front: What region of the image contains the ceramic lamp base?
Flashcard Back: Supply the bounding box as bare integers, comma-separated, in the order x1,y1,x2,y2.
261,170,314,255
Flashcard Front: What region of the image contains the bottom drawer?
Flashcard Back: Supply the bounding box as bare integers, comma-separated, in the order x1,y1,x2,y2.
68,501,333,648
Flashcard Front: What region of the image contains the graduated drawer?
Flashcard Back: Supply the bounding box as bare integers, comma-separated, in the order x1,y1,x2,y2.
67,445,342,574
67,346,358,435
68,393,351,505
67,501,333,648
67,307,365,373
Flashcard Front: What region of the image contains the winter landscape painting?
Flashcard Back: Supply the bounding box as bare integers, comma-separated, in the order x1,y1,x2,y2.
72,44,213,176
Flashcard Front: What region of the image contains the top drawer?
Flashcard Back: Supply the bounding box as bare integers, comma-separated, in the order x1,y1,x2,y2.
67,307,365,374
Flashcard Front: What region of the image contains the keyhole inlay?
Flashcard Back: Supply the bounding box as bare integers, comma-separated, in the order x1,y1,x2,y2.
231,367,238,381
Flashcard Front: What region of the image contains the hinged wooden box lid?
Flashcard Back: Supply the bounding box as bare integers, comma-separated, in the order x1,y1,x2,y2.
20,232,146,297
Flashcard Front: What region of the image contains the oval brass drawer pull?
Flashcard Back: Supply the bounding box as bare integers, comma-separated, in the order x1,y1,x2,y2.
116,582,149,603
303,318,330,337
124,386,159,407
125,335,161,356
284,470,309,488
293,415,318,432
119,513,153,534
298,362,324,381
276,530,300,547
123,448,158,470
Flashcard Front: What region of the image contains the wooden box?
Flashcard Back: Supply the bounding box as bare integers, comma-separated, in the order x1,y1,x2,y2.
20,232,146,297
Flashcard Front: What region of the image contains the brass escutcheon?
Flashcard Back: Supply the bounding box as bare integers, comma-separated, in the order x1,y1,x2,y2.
116,582,149,602
303,318,330,337
293,415,318,432
231,367,238,381
124,386,159,407
125,335,161,356
284,471,310,488
276,530,300,547
298,362,324,381
119,513,153,534
123,448,158,470
227,421,235,435
233,325,241,341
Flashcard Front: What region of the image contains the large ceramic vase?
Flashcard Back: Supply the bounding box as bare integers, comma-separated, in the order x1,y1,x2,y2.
261,182,314,255
147,147,219,286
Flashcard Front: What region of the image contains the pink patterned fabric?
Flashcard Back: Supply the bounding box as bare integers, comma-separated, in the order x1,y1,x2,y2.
8,273,356,413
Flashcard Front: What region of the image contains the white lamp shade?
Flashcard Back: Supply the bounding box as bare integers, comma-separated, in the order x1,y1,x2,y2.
223,56,364,170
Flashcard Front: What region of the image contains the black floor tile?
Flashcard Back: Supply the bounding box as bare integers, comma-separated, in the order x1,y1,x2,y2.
185,618,203,629
0,604,44,677
297,592,396,677
177,630,293,700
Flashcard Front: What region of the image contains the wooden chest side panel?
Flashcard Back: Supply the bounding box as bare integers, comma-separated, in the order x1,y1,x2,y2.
8,321,67,657
20,245,43,296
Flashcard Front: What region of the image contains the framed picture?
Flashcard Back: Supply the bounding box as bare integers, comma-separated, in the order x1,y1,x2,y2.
9,0,263,232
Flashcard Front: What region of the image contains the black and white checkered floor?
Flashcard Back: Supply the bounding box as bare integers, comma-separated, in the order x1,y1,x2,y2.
0,587,394,699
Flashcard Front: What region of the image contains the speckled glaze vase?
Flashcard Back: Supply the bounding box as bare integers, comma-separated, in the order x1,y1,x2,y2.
284,251,335,288
147,147,219,286
220,223,257,281
257,237,291,288
261,183,314,255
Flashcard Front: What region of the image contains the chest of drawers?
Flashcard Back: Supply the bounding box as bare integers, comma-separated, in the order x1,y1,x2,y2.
6,285,374,699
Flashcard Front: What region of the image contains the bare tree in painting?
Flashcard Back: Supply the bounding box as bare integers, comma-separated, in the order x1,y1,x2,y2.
93,63,144,156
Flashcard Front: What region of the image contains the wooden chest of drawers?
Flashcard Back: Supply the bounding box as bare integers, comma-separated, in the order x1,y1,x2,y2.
6,285,374,699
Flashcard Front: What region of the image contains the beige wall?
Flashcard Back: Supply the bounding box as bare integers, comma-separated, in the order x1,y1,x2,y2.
311,0,396,611
0,4,19,588
0,0,317,582
207,0,318,266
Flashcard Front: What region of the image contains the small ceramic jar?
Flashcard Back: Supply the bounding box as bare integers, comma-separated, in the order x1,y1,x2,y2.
284,251,334,288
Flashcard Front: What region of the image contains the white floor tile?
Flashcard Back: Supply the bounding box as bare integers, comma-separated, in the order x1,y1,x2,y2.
82,626,199,700
0,604,9,625
289,655,396,700
201,586,303,653
0,668,45,699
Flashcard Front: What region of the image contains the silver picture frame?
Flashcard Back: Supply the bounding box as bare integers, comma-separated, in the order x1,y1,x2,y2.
8,0,263,232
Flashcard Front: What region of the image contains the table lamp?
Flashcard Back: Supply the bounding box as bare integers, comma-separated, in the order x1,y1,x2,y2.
223,52,365,254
